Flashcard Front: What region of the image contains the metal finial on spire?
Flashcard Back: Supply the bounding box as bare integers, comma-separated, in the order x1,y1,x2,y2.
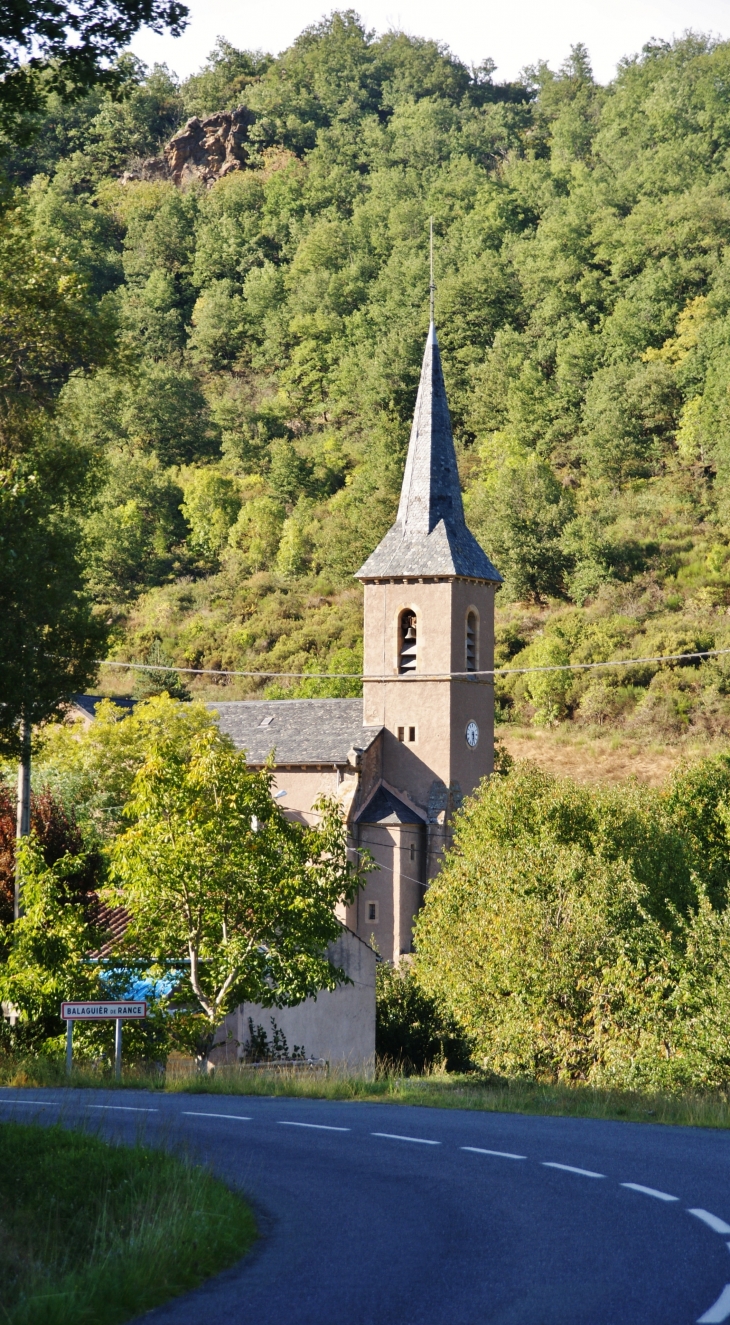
429,216,435,325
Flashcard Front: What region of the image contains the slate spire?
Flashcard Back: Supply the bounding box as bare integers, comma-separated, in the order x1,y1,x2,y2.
355,325,501,582
395,322,466,536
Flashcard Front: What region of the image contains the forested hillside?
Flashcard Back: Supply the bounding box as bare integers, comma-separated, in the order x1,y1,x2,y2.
14,15,730,742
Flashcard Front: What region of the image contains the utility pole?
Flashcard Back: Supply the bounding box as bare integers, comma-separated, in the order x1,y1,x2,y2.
15,713,30,920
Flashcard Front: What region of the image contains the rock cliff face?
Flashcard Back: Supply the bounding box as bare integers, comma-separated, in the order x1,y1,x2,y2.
121,106,255,188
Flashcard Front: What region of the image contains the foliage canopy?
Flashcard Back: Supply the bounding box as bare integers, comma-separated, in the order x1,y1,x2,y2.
415,759,730,1089
5,20,730,740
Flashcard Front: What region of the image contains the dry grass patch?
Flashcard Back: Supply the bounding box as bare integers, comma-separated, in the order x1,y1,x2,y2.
497,726,718,786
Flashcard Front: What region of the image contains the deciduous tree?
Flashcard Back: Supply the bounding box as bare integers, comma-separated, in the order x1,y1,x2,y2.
108,718,367,1057
0,0,188,125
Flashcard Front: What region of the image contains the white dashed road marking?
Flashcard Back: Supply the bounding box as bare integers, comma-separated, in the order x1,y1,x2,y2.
0,1099,51,1107
690,1210,730,1236
88,1104,159,1113
462,1147,526,1160
542,1162,605,1178
621,1182,678,1202
182,1112,252,1121
371,1132,440,1145
697,1284,730,1323
278,1122,350,1132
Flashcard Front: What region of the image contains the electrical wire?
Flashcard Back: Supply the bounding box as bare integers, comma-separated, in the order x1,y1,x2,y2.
96,660,362,679
95,646,730,682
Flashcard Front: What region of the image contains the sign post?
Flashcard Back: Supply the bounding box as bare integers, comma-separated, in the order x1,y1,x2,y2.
61,1002,147,1078
114,1018,122,1080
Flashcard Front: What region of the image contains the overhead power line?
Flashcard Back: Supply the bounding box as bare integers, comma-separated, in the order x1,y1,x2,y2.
97,660,363,678
95,647,730,681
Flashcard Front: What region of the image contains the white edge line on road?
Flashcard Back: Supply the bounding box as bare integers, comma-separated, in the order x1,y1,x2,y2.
697,1284,730,1323
690,1209,730,1235
0,1099,52,1107
88,1105,159,1113
182,1112,252,1121
277,1121,350,1132
462,1146,526,1160
621,1182,678,1201
371,1132,440,1145
542,1162,605,1178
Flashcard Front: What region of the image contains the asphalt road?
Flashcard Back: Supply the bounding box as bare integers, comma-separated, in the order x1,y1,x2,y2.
4,1088,730,1324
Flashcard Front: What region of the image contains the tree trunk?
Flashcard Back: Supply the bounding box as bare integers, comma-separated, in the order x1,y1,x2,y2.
15,714,31,920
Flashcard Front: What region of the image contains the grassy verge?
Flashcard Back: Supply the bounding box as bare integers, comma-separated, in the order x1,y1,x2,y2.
4,1055,730,1130
0,1121,256,1325
162,1066,730,1130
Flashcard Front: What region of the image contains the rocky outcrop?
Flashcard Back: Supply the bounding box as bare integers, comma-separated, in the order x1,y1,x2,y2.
121,106,255,189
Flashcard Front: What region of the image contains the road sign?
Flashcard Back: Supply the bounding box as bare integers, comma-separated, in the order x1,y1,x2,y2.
60,1001,147,1020
61,1002,147,1079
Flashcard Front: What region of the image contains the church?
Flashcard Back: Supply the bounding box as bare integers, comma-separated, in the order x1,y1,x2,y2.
213,321,502,967
70,319,502,1066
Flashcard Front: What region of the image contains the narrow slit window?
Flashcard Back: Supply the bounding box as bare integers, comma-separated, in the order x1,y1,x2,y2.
367,901,379,923
408,726,416,742
466,611,478,673
409,842,415,862
397,726,405,742
399,611,418,674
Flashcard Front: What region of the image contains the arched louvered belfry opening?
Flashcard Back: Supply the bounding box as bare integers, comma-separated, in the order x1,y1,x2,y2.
398,610,418,674
466,610,478,673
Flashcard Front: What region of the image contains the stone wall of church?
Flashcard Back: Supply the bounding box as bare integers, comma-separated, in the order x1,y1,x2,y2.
362,577,496,818
349,820,426,962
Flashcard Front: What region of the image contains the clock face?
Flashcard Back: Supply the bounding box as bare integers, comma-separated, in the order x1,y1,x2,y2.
466,720,479,749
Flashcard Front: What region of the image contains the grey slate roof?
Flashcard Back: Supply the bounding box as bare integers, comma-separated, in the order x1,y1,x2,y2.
71,694,136,719
355,786,425,825
356,324,502,583
210,699,382,765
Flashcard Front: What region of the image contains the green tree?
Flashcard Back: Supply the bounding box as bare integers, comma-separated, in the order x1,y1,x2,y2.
108,720,367,1056
476,458,574,603
0,832,170,1061
580,362,680,485
0,836,104,1050
83,451,186,606
0,204,115,755
512,633,573,725
132,640,190,701
35,696,221,838
0,0,188,124
414,760,730,1086
180,467,242,561
0,457,107,755
227,494,284,573
187,280,247,371
182,39,271,118
375,960,471,1072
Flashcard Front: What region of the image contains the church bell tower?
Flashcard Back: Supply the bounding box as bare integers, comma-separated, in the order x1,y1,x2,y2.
352,322,502,955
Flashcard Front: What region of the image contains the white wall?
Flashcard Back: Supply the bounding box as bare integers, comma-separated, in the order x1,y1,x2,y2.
213,929,376,1072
